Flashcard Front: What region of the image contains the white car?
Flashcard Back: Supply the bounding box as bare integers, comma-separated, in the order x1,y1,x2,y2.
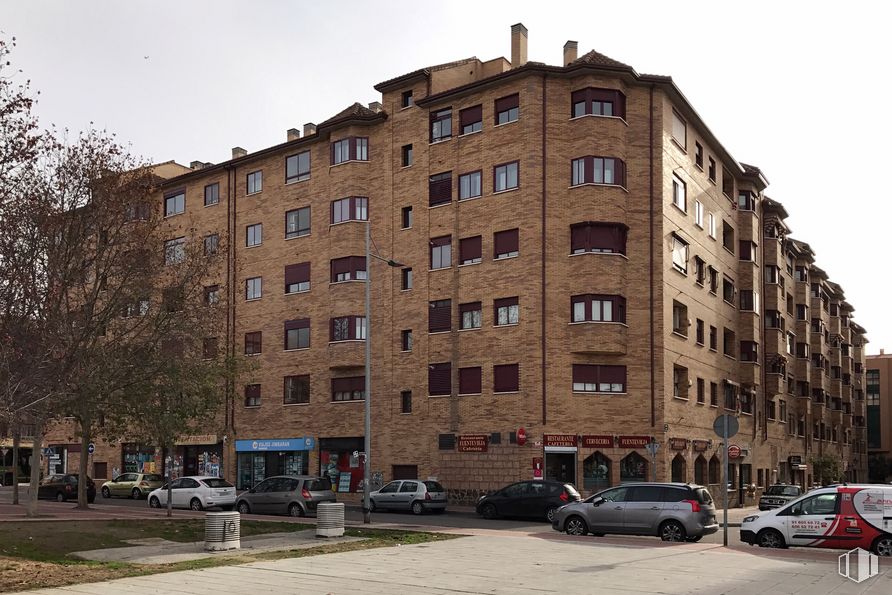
147,476,236,511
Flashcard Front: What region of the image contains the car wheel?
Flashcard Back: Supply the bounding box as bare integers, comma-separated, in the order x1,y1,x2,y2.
872,534,892,557
149,497,161,509
565,515,588,536
480,503,498,519
288,503,305,517
686,535,703,543
55,492,65,502
412,501,424,515
545,506,558,523
659,520,686,542
757,528,786,549
101,486,111,498
189,498,203,511
237,501,250,514
369,499,377,513
131,488,142,499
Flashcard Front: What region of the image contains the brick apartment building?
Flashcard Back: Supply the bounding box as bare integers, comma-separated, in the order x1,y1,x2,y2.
866,351,892,481
40,24,868,505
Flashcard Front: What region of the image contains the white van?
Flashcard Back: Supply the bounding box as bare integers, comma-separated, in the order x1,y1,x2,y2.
740,484,892,556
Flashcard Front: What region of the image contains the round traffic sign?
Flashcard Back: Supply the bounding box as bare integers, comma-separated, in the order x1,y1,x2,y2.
728,445,741,459
713,414,739,439
87,443,95,455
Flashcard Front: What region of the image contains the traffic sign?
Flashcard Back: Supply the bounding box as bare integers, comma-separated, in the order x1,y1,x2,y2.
645,442,660,456
713,415,739,439
87,443,95,455
728,445,741,459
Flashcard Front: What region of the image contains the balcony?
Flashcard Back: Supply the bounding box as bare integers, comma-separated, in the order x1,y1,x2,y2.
327,340,365,369
568,322,627,355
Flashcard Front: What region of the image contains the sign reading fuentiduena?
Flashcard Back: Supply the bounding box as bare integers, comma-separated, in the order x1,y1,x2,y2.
234,438,315,452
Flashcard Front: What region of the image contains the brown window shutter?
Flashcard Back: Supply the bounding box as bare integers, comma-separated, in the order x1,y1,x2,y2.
428,299,452,332
494,296,518,310
430,235,452,248
285,262,310,286
459,105,482,128
615,159,626,186
429,173,452,206
494,364,519,392
570,89,588,114
570,223,590,252
494,93,519,113
460,236,481,261
459,301,481,315
284,318,310,331
459,367,482,394
599,365,627,387
572,364,597,384
429,362,452,396
494,229,519,256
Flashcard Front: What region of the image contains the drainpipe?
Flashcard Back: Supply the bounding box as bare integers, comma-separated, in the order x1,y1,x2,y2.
541,73,548,426
649,84,656,430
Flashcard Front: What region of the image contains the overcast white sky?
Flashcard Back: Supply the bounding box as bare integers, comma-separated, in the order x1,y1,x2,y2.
5,0,891,351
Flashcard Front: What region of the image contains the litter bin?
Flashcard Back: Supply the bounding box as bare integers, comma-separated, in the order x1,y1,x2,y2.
205,511,240,551
316,502,345,538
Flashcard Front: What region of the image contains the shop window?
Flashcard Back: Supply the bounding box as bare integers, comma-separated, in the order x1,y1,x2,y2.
619,452,647,483
694,455,707,485
583,452,611,492
708,455,720,484
320,437,365,493
671,454,686,483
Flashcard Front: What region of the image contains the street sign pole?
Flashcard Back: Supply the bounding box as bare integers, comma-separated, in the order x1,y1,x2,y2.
723,413,729,547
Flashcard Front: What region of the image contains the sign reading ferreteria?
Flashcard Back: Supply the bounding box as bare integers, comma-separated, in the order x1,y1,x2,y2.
618,435,651,448
457,434,489,452
581,435,614,448
543,434,578,448
669,438,688,450
692,440,710,452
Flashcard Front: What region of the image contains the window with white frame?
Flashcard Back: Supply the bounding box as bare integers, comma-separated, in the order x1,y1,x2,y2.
671,234,689,273
246,277,262,300
164,237,185,265
694,201,704,228
708,213,716,239
672,175,686,212
246,223,262,247
493,161,519,192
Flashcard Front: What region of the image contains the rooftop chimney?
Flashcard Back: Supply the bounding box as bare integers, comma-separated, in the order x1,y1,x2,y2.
303,122,317,136
511,23,528,68
190,160,205,170
882,348,886,355
563,40,578,66
287,128,301,142
368,101,383,113
231,146,247,159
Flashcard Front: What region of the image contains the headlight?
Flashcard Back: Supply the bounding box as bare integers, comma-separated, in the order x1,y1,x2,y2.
742,515,759,523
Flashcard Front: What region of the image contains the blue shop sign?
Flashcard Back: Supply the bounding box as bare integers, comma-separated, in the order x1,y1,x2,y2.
235,437,316,452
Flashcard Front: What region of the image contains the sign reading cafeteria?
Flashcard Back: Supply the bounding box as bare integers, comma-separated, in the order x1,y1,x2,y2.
543,434,578,447
234,437,316,452
457,435,489,452
618,435,651,448
582,435,614,448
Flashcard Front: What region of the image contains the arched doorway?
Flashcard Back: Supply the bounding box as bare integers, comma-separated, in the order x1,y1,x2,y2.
620,452,647,482
583,452,611,492
671,453,686,483
708,455,721,485
694,455,707,485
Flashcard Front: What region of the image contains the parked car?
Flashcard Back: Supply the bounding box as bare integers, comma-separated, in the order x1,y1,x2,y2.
147,476,235,511
101,473,164,499
37,474,96,503
758,484,803,511
552,483,718,542
369,480,447,515
236,475,335,517
477,480,580,522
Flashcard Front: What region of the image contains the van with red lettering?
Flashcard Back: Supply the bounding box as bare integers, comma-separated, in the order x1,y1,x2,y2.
740,485,892,556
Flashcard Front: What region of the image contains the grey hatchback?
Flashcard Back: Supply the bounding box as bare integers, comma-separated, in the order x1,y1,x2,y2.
236,475,335,517
369,480,447,514
552,482,718,542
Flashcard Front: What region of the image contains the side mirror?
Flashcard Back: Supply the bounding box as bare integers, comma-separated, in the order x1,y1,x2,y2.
592,497,604,507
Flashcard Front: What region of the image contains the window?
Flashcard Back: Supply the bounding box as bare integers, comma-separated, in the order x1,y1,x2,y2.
722,167,734,197
164,191,185,216
285,262,310,294
401,329,413,352
163,289,183,313
796,342,809,359
331,137,368,164
494,364,519,393
331,197,368,224
696,319,704,344
204,285,220,306
460,236,482,265
739,289,758,312
246,277,262,300
244,384,261,407
740,341,758,362
401,144,413,167
738,191,755,211
571,295,626,323
429,172,452,206
401,267,413,290
672,175,686,211
164,237,185,265
707,213,716,239
247,171,262,194
204,234,219,256
722,221,735,253
794,266,808,283
330,256,366,282
723,328,736,358
459,170,482,200
285,207,311,238
671,110,686,149
429,299,452,333
673,366,689,399
570,222,627,255
204,183,219,206
694,201,703,227
401,90,413,108
722,277,735,304
284,319,310,350
672,301,688,336
709,325,717,350
285,151,311,183
460,302,482,329
245,331,262,355
707,266,718,293
430,235,452,269
494,229,519,259
401,206,413,229
332,377,365,401
493,161,519,192
429,362,452,396
400,390,412,413
459,367,482,395
694,143,703,169
764,265,782,285
724,382,738,410
330,315,366,341
671,234,689,273
459,105,482,135
571,156,626,186
202,337,218,359
694,257,705,285
283,376,310,405
246,223,262,247
495,297,519,326
739,241,756,262
710,382,718,407
572,364,626,393
495,93,519,124
570,87,625,118
708,157,716,182
430,108,452,142
696,378,705,404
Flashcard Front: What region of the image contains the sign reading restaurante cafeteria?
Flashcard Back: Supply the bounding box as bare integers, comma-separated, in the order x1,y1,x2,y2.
543,434,578,447
234,438,316,452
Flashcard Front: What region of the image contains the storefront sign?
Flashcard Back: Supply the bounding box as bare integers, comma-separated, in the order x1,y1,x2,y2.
618,436,651,448
177,434,218,446
235,437,315,452
582,435,614,448
728,444,742,459
532,457,543,479
669,438,688,450
543,434,578,448
789,455,802,465
457,434,488,452
516,427,527,446
692,440,710,452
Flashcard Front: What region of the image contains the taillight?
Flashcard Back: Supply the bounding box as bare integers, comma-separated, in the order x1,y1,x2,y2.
64,484,72,493
140,482,149,487
425,492,431,501
684,499,701,513
560,491,569,502
301,487,311,499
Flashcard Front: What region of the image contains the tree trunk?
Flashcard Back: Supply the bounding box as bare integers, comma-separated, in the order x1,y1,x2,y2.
77,417,91,509
11,427,20,505
166,445,172,518
26,421,43,518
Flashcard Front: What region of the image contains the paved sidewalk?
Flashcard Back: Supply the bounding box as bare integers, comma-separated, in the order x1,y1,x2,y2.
15,534,892,594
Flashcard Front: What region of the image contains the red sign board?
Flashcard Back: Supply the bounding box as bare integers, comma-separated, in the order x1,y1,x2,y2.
692,440,710,452
728,445,741,459
532,457,543,479
516,427,527,446
582,435,614,448
669,438,688,450
543,434,578,448
457,434,489,452
618,435,651,449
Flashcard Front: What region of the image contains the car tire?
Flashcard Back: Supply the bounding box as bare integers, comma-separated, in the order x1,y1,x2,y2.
757,528,786,549
288,503,305,517
411,501,424,515
131,488,141,499
149,496,161,509
369,499,377,513
480,503,498,519
565,515,588,536
545,506,558,523
101,486,111,499
55,492,65,502
659,520,687,542
189,498,203,511
872,534,892,557
237,501,250,514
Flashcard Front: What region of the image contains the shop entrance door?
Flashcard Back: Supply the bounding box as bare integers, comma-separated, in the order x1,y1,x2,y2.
545,452,576,484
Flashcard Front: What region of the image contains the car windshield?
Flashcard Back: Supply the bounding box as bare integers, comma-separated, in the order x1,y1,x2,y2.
306,478,332,491
423,481,444,492
201,478,233,488
144,474,162,482
766,485,799,496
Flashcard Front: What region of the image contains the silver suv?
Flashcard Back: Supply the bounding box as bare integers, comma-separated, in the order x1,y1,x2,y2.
552,482,718,542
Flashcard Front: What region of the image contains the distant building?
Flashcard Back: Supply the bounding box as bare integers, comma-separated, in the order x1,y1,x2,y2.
866,350,892,481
